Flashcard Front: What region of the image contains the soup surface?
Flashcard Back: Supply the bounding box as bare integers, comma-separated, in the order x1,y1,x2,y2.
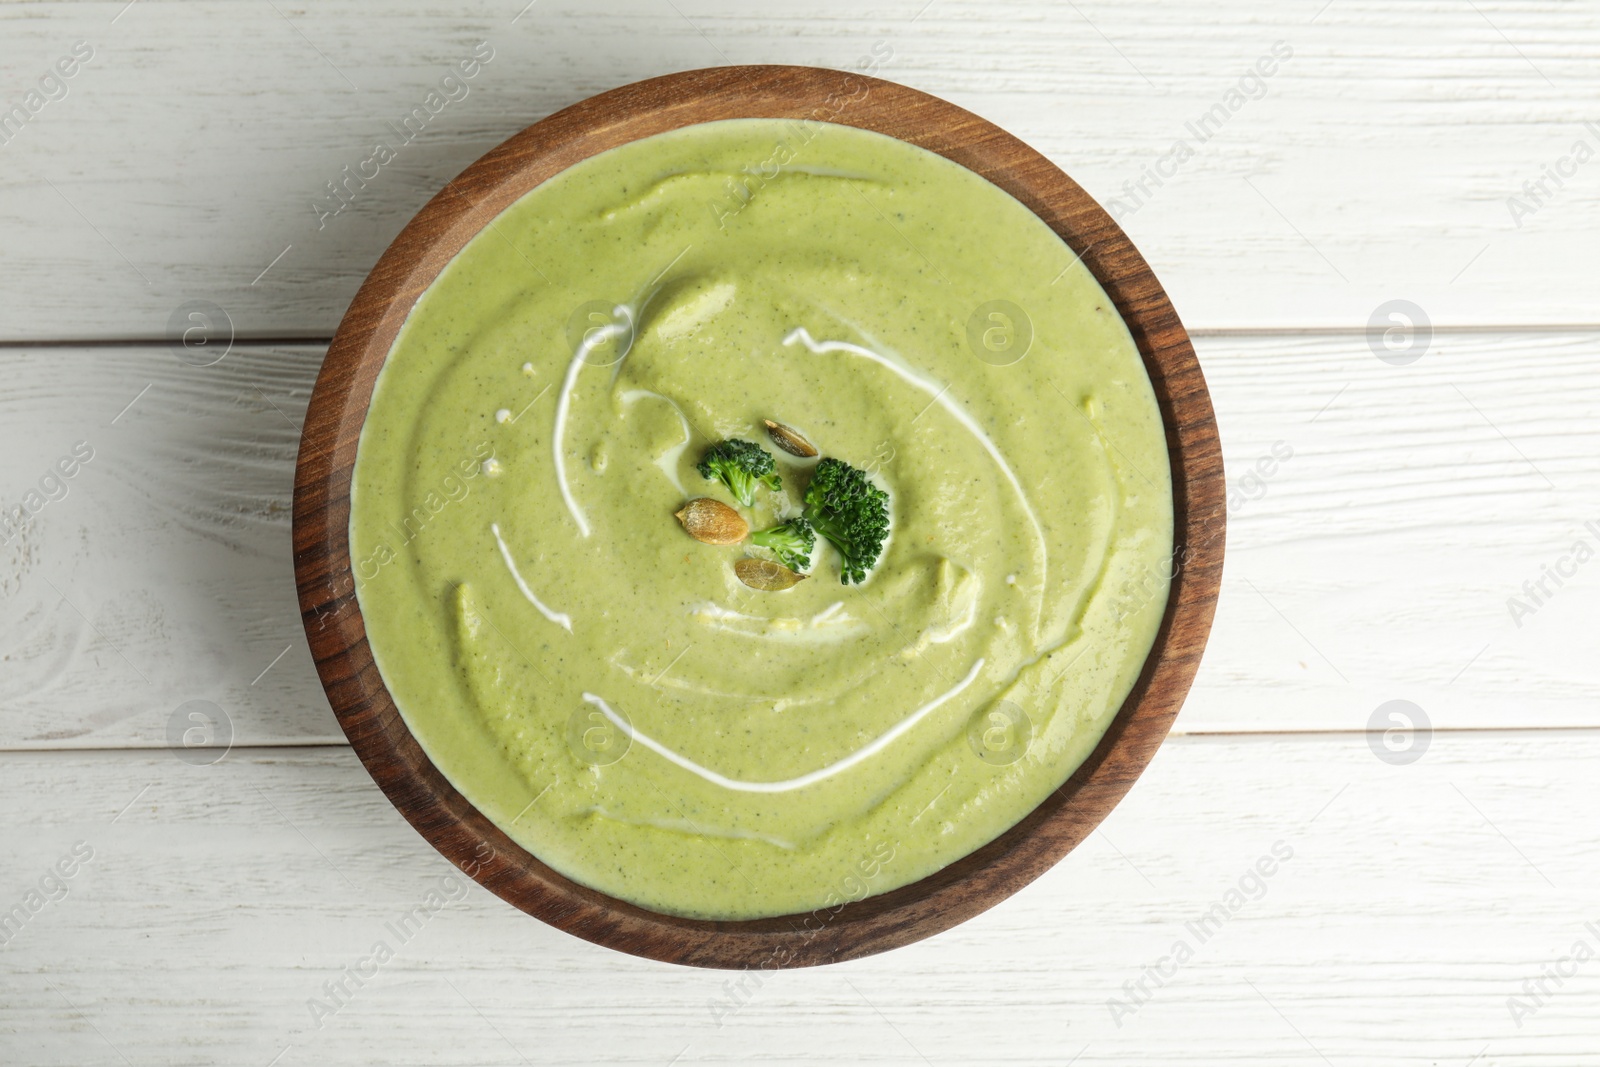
351,118,1174,920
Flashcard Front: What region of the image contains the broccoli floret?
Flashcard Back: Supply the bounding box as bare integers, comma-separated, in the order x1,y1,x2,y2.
751,517,816,572
803,458,891,585
696,439,781,506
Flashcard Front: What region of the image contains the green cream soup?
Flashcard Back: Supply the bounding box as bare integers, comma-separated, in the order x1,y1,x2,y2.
351,119,1173,920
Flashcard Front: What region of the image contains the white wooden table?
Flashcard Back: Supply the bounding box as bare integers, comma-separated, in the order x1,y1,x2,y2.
3,2,1598,1063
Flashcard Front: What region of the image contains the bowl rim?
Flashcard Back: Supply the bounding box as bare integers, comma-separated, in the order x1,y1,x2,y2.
292,63,1225,969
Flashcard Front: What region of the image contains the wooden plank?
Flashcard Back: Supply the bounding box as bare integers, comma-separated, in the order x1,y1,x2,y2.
1,1,1598,340
2,733,1597,1063
0,343,331,747
1197,326,1600,733
2,330,1595,749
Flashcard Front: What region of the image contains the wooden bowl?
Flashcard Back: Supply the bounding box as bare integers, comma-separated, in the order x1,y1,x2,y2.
293,65,1224,968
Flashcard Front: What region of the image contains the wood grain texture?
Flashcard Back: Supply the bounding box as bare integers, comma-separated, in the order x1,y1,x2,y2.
1195,326,1600,733
2,0,1597,1053
2,330,1594,750
2,1,1599,340
0,343,336,747
292,65,1223,966
4,733,1597,1065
